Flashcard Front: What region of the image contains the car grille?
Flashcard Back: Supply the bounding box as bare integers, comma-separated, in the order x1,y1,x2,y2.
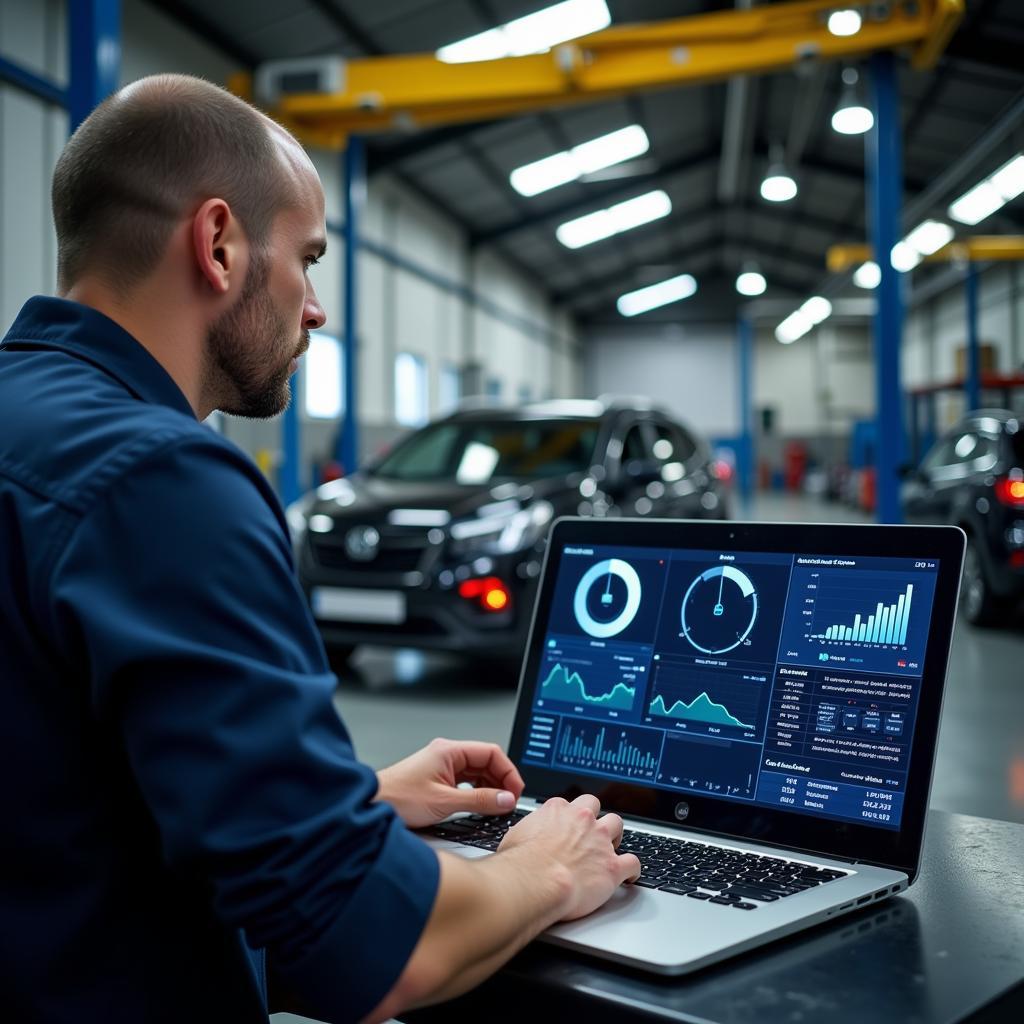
308,527,431,574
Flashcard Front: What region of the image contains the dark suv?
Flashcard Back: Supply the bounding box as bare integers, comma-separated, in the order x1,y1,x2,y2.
287,399,730,660
902,409,1024,624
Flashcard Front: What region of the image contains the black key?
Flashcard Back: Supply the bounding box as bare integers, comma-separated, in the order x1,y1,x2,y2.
632,877,663,888
733,902,758,910
709,896,736,905
686,891,712,900
660,884,698,896
722,886,780,902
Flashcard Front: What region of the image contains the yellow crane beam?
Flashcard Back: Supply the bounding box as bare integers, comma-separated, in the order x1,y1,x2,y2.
230,0,964,150
827,237,1024,273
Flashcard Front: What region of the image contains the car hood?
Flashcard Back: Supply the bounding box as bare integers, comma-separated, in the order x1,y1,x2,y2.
308,473,573,524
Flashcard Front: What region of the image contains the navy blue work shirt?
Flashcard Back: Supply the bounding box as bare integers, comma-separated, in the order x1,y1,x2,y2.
0,297,440,1022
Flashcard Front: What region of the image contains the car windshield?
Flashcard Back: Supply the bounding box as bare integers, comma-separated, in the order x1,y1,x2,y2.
371,419,600,483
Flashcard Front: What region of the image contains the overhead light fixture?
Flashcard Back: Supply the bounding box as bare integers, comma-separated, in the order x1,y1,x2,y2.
510,125,650,196
735,262,766,296
617,274,697,316
831,67,873,135
903,219,955,256
890,241,923,273
948,153,1024,225
556,189,671,248
775,296,831,344
436,0,611,63
853,261,881,289
760,144,798,202
827,9,863,37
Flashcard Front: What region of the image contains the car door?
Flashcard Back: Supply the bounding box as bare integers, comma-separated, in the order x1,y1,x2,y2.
905,427,997,524
648,417,710,518
604,416,658,516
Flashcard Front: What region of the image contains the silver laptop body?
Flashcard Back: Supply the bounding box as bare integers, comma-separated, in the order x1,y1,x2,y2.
424,518,965,975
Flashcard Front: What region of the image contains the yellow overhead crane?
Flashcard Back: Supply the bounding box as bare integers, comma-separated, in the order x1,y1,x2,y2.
828,237,1024,272
230,0,964,150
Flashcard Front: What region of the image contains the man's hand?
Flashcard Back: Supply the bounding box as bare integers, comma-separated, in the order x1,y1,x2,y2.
376,737,525,829
498,794,641,921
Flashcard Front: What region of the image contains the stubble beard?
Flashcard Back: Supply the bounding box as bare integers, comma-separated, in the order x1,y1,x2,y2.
206,250,308,419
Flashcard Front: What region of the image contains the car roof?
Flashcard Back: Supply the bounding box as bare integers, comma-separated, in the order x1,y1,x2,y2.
444,396,672,423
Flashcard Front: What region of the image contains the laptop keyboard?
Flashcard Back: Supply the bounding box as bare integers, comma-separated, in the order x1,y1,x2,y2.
428,810,850,911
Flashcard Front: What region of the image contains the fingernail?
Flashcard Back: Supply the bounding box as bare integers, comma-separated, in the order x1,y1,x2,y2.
496,790,516,809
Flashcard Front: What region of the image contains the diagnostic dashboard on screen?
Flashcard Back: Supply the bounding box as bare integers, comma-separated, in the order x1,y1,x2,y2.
520,543,940,831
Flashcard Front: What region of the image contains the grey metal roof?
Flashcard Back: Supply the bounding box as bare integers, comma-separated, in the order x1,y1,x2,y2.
149,0,1024,325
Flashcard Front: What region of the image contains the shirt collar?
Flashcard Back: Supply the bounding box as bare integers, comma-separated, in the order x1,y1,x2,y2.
1,295,197,420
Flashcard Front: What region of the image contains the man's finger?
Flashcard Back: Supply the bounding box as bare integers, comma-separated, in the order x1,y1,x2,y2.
618,852,642,884
450,741,525,796
446,786,518,816
569,793,601,817
597,811,625,848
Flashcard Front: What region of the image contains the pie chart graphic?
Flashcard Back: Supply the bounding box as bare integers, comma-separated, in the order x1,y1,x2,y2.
573,558,643,638
681,565,759,654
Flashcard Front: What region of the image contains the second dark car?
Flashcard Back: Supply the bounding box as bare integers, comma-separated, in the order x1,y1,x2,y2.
287,399,730,661
902,409,1024,625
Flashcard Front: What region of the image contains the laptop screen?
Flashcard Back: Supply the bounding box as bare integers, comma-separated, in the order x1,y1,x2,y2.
516,539,942,834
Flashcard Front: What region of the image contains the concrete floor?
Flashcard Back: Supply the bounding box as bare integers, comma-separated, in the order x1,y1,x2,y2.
333,494,1024,826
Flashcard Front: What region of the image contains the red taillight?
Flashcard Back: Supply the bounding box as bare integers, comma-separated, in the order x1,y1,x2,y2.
458,576,511,612
711,459,734,483
994,477,1024,508
1010,551,1024,570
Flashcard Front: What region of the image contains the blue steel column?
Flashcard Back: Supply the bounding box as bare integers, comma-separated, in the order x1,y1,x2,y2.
867,52,905,524
965,264,981,413
738,316,754,509
337,137,366,474
68,0,121,131
280,397,301,504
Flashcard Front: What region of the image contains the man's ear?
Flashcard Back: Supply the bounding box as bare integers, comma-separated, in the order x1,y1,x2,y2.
192,197,246,296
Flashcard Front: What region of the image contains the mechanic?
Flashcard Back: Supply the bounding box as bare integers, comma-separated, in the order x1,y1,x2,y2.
0,74,639,1023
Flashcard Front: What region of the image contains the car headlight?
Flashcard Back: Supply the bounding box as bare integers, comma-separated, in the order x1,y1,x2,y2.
285,492,316,541
449,500,553,555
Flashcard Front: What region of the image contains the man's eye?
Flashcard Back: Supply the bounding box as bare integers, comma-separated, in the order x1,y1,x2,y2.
305,256,321,269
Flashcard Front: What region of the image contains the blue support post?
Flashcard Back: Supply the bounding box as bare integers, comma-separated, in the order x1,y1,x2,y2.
68,0,121,132
336,137,365,475
281,397,301,505
965,264,981,413
738,316,755,508
867,52,905,524
0,55,66,107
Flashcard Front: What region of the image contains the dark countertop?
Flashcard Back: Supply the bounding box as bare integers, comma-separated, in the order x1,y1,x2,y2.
401,811,1024,1024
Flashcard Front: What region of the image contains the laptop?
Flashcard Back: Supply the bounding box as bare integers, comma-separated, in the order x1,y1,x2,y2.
423,517,965,975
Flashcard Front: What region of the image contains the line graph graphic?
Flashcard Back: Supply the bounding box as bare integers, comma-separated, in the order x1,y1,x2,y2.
649,691,754,730
540,663,637,711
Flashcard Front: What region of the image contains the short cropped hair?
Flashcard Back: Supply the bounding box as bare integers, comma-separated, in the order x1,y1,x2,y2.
52,74,292,291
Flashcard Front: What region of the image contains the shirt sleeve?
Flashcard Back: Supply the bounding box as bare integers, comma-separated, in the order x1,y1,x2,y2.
47,432,440,1023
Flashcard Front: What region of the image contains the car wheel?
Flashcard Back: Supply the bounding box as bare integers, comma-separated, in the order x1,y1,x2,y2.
960,537,1006,626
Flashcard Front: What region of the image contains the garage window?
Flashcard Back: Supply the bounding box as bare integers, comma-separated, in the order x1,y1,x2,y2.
395,353,429,426
304,333,345,419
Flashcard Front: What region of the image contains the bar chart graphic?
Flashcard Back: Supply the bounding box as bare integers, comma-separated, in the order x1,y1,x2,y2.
811,582,914,645
553,720,662,780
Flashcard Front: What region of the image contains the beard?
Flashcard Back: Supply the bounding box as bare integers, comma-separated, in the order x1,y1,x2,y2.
206,250,308,419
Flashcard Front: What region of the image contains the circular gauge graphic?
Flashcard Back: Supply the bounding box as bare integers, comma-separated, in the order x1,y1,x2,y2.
573,558,643,639
681,565,758,654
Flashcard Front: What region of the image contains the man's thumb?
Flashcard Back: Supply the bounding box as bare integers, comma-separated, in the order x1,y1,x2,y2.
457,787,517,815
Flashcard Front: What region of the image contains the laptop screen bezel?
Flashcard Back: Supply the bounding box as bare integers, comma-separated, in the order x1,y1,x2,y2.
508,517,964,879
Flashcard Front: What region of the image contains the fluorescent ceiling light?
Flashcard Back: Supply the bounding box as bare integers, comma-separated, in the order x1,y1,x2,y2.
775,310,813,344
891,241,923,272
510,125,649,197
827,10,862,37
801,296,832,324
775,295,831,344
948,153,1024,226
853,261,881,289
437,0,611,63
904,219,954,256
617,274,697,316
736,270,766,296
557,189,671,248
949,181,1006,226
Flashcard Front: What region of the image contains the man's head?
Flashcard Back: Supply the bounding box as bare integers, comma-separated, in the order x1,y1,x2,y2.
52,74,327,418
